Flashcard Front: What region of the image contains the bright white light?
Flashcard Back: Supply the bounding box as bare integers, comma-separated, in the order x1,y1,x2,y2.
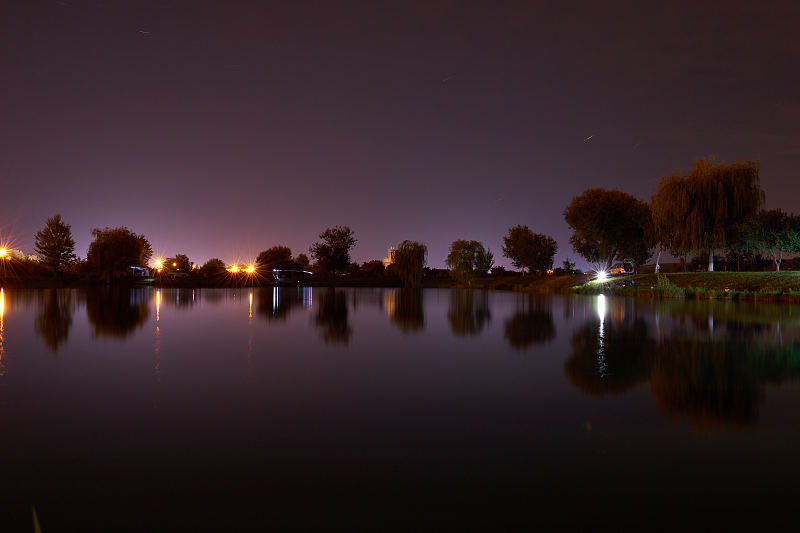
596,270,608,282
596,294,606,320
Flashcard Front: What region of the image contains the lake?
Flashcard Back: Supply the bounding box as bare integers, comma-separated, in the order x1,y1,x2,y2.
2,287,800,531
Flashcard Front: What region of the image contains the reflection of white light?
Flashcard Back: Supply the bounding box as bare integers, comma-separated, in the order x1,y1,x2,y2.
596,294,606,320
273,287,279,314
596,270,608,282
249,291,253,320
156,290,161,323
0,287,4,330
596,294,607,377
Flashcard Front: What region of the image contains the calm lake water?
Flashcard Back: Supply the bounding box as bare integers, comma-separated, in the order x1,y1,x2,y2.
2,287,800,531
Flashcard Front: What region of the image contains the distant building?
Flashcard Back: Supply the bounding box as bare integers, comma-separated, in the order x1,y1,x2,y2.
382,246,396,268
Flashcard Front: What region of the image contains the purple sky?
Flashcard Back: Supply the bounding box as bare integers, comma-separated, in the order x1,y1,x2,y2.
2,1,799,268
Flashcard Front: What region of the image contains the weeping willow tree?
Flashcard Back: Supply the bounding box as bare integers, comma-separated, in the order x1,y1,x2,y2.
392,240,428,288
651,158,763,272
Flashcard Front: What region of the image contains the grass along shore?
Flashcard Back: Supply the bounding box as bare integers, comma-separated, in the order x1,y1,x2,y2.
562,271,800,301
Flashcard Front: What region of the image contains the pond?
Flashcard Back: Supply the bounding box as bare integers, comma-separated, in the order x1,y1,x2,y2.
2,287,800,531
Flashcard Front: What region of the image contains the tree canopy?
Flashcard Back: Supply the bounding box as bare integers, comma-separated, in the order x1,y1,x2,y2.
86,227,153,280
741,209,800,271
502,225,557,275
309,226,357,275
651,158,763,271
392,240,427,288
164,254,191,272
257,245,293,270
564,188,653,270
445,240,493,283
34,214,76,271
200,258,226,274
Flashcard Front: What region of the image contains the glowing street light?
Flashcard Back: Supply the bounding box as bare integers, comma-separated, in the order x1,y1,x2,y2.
595,270,608,282
246,265,255,274
0,248,6,259
229,265,239,273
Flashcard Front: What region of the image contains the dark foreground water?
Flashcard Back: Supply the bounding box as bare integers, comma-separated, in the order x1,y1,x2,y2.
2,287,800,531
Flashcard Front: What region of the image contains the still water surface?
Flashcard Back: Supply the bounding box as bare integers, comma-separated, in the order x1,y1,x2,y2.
2,287,800,530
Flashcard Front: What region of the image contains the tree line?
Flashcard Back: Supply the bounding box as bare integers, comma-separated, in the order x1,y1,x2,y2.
564,157,799,273
6,156,796,286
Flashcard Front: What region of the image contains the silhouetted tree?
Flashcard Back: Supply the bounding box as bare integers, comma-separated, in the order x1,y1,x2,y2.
446,240,492,283
650,158,763,271
564,188,653,271
361,260,385,278
257,245,293,270
740,209,800,271
86,227,153,281
502,225,557,275
34,214,76,271
165,253,191,272
393,240,427,288
309,226,357,276
295,253,310,269
650,175,686,270
200,258,226,275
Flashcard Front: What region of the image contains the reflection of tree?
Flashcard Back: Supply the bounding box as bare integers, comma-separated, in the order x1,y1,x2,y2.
315,288,351,344
504,296,555,349
565,309,800,430
649,337,800,431
390,289,425,333
564,319,651,396
35,289,73,352
86,287,149,339
448,290,490,336
257,287,297,323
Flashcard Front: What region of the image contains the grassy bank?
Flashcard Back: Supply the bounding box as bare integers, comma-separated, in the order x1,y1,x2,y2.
565,271,800,301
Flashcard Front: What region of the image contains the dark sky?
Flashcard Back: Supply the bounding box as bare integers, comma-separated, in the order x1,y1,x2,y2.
2,0,799,268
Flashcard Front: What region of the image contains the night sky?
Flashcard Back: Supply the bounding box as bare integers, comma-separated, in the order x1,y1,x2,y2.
2,1,799,268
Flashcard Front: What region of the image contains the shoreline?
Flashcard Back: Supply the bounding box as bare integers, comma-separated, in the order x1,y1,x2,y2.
4,272,800,302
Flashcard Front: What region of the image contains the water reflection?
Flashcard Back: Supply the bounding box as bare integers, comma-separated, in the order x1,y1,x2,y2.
35,289,74,353
565,295,800,430
386,289,425,333
448,290,490,336
0,288,5,376
314,288,351,344
86,287,149,339
503,295,555,350
565,318,651,396
257,286,313,322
